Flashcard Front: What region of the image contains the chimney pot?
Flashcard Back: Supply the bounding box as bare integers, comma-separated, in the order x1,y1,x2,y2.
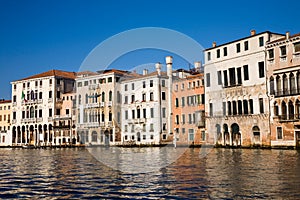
166,56,173,65
251,30,256,36
212,42,217,47
286,31,290,39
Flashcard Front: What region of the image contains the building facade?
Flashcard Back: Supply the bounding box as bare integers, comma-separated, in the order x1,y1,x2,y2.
267,32,300,147
0,99,12,146
204,30,284,147
75,70,126,146
120,57,173,145
172,65,206,146
11,70,76,146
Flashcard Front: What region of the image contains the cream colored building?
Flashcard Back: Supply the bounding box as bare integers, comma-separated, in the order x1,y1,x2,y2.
204,30,284,147
11,70,76,146
0,99,12,146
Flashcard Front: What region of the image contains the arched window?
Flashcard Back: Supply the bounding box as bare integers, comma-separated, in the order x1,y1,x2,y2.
283,74,288,94
101,112,105,122
274,102,279,116
78,95,82,105
276,75,281,95
109,91,112,101
288,100,294,120
296,99,300,119
290,73,296,94
102,92,105,102
269,76,274,95
30,106,34,118
252,126,260,144
282,101,287,120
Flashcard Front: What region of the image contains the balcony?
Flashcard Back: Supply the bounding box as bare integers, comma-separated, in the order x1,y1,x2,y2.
100,122,105,127
36,117,43,123
100,102,105,107
107,101,113,107
89,84,99,90
274,89,300,97
133,118,146,124
48,117,53,122
107,121,113,127
53,114,72,120
197,120,205,128
86,103,99,108
12,119,17,124
277,114,300,122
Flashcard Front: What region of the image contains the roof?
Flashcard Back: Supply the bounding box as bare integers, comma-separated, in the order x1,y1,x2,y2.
267,32,300,45
204,31,284,51
0,99,11,104
97,69,129,75
16,69,76,82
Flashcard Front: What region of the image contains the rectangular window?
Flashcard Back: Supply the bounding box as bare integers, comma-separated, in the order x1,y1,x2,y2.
162,108,166,118
150,124,154,132
280,46,287,56
236,43,241,53
223,102,226,116
249,99,254,114
66,109,70,115
201,131,206,141
217,71,222,85
182,128,186,134
259,36,264,47
162,92,166,100
237,67,242,85
232,101,237,115
223,70,228,87
294,42,300,53
259,98,264,113
124,96,128,104
176,115,180,125
150,108,154,118
175,98,179,107
143,124,146,132
49,108,52,117
277,127,283,139
223,47,227,56
39,109,42,118
182,114,185,124
243,100,249,115
189,129,194,141
229,68,236,86
132,110,135,119
143,81,146,88
181,83,185,90
13,95,16,103
13,112,16,120
206,73,210,87
131,83,134,90
258,61,265,78
22,111,25,118
238,100,242,115
243,65,249,81
181,97,185,107
108,77,112,82
39,92,42,99
161,80,165,87
216,49,220,58
209,103,213,117
125,125,128,132
125,84,128,91
142,93,146,102
244,41,249,51
131,95,135,103
143,108,146,118
49,91,52,99
188,114,192,124
268,49,274,59
150,92,154,101
84,81,88,86
207,52,211,61
125,110,128,120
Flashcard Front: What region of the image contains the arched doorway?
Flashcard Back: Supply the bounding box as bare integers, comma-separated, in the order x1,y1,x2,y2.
223,124,229,145
231,123,241,146
252,126,260,145
12,126,16,144
92,131,98,143
104,129,110,146
216,124,221,144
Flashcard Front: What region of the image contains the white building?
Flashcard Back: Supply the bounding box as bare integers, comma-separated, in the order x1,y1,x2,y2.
120,56,173,145
75,69,127,146
204,30,284,147
11,70,76,146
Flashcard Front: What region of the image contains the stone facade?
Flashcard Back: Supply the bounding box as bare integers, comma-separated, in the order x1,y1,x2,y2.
0,100,12,146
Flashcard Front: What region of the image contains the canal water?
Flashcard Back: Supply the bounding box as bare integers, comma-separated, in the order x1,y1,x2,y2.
0,147,300,199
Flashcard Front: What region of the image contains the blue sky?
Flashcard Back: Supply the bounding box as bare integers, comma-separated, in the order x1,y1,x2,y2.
0,0,299,99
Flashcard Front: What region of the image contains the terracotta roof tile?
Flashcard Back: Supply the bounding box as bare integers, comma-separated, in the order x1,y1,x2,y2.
17,69,76,81
0,99,11,104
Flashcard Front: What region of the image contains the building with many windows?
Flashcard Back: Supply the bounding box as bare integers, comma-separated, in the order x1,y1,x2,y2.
0,99,12,146
11,70,76,146
267,32,300,147
75,69,127,146
120,56,173,145
204,30,284,147
172,64,205,146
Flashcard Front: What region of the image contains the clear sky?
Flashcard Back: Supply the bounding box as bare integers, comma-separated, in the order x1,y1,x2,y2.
0,0,299,99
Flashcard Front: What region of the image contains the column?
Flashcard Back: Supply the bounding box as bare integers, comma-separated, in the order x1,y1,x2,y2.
287,73,291,94
229,127,232,146
279,74,283,95
293,72,298,93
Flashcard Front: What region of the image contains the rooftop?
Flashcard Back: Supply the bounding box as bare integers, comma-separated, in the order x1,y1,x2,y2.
14,69,77,82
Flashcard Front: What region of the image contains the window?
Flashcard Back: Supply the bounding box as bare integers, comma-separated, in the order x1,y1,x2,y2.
142,93,146,102
236,43,241,53
125,84,128,91
150,92,154,101
216,49,220,58
182,114,185,124
22,111,25,118
259,36,264,47
150,80,153,87
238,100,242,115
280,46,287,56
243,65,249,81
259,98,264,113
13,84,16,90
66,109,70,115
268,49,274,59
143,109,146,118
232,101,237,115
143,124,146,132
188,114,192,124
108,77,112,82
189,129,194,141
237,67,242,85
223,47,227,56
39,92,42,99
206,73,210,87
13,112,16,120
217,71,222,85
131,125,134,133
49,109,52,117
162,108,166,118
223,70,228,87
175,98,179,107
131,83,134,90
124,96,128,104
244,41,249,51
125,110,128,120
229,68,236,86
181,83,185,90
162,92,166,100
258,61,265,78
78,95,81,105
49,91,52,99
182,128,186,134
109,91,112,101
131,95,135,103
137,108,141,119
132,110,135,119
243,100,249,115
223,102,226,116
161,80,165,87
39,109,42,118
150,124,154,132
201,131,206,141
176,115,179,125
27,82,30,88
150,108,154,118
207,52,211,61
294,42,300,53
249,99,254,114
181,97,185,107
143,81,146,88
277,127,283,139
13,95,16,103
209,103,213,116
84,81,88,86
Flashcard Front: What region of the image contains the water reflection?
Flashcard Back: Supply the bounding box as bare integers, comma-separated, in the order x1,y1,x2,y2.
0,148,299,199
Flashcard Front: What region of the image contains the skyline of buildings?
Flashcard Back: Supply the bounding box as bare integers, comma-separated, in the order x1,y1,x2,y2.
1,29,300,148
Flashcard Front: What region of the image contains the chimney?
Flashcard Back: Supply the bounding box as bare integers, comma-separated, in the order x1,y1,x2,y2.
251,29,256,36
286,31,290,39
155,63,161,76
194,61,201,72
165,56,173,135
143,69,148,75
212,42,217,47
